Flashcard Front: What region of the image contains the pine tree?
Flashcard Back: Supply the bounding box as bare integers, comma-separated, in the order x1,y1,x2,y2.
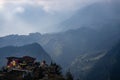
50,62,62,75
66,70,74,80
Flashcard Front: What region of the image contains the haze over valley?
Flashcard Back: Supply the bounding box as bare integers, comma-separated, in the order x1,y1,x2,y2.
0,0,120,80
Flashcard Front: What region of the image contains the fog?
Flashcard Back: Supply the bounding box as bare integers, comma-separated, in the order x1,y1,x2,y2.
0,0,119,36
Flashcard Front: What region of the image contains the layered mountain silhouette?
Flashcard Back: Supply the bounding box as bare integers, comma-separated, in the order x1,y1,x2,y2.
0,25,120,68
0,1,120,79
0,33,42,48
0,43,51,67
59,1,120,31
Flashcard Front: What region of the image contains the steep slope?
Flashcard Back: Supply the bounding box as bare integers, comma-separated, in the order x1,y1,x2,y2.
70,51,107,80
0,43,51,67
0,25,120,68
0,2,120,69
42,26,120,67
39,1,120,67
59,1,120,31
85,41,120,80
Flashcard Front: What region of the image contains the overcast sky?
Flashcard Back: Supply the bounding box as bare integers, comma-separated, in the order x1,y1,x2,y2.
0,0,112,36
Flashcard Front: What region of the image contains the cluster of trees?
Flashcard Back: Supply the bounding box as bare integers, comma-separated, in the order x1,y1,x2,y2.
0,62,74,80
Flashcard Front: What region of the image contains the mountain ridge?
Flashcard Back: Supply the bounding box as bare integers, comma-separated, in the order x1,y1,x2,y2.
58,2,120,31
0,43,51,67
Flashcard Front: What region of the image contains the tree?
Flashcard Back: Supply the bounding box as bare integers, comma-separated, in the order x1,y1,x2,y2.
49,62,62,75
66,70,74,80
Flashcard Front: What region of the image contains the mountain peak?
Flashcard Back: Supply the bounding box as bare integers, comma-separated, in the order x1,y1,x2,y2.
29,32,41,37
22,43,41,48
0,43,51,67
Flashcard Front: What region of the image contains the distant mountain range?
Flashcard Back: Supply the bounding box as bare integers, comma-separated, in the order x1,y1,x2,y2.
0,43,51,67
0,25,120,68
59,1,120,31
0,1,120,79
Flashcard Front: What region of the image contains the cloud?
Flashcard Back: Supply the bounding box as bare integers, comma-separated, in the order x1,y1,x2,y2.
0,0,110,15
37,0,102,13
0,0,111,36
0,0,104,13
14,7,25,14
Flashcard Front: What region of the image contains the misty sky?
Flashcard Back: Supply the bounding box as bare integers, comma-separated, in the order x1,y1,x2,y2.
0,0,113,36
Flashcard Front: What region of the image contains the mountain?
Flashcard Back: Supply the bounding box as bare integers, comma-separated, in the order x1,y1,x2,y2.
85,41,120,80
69,51,107,80
0,33,42,47
42,25,120,66
0,1,120,70
0,25,120,68
0,43,51,67
59,1,120,31
0,25,119,69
